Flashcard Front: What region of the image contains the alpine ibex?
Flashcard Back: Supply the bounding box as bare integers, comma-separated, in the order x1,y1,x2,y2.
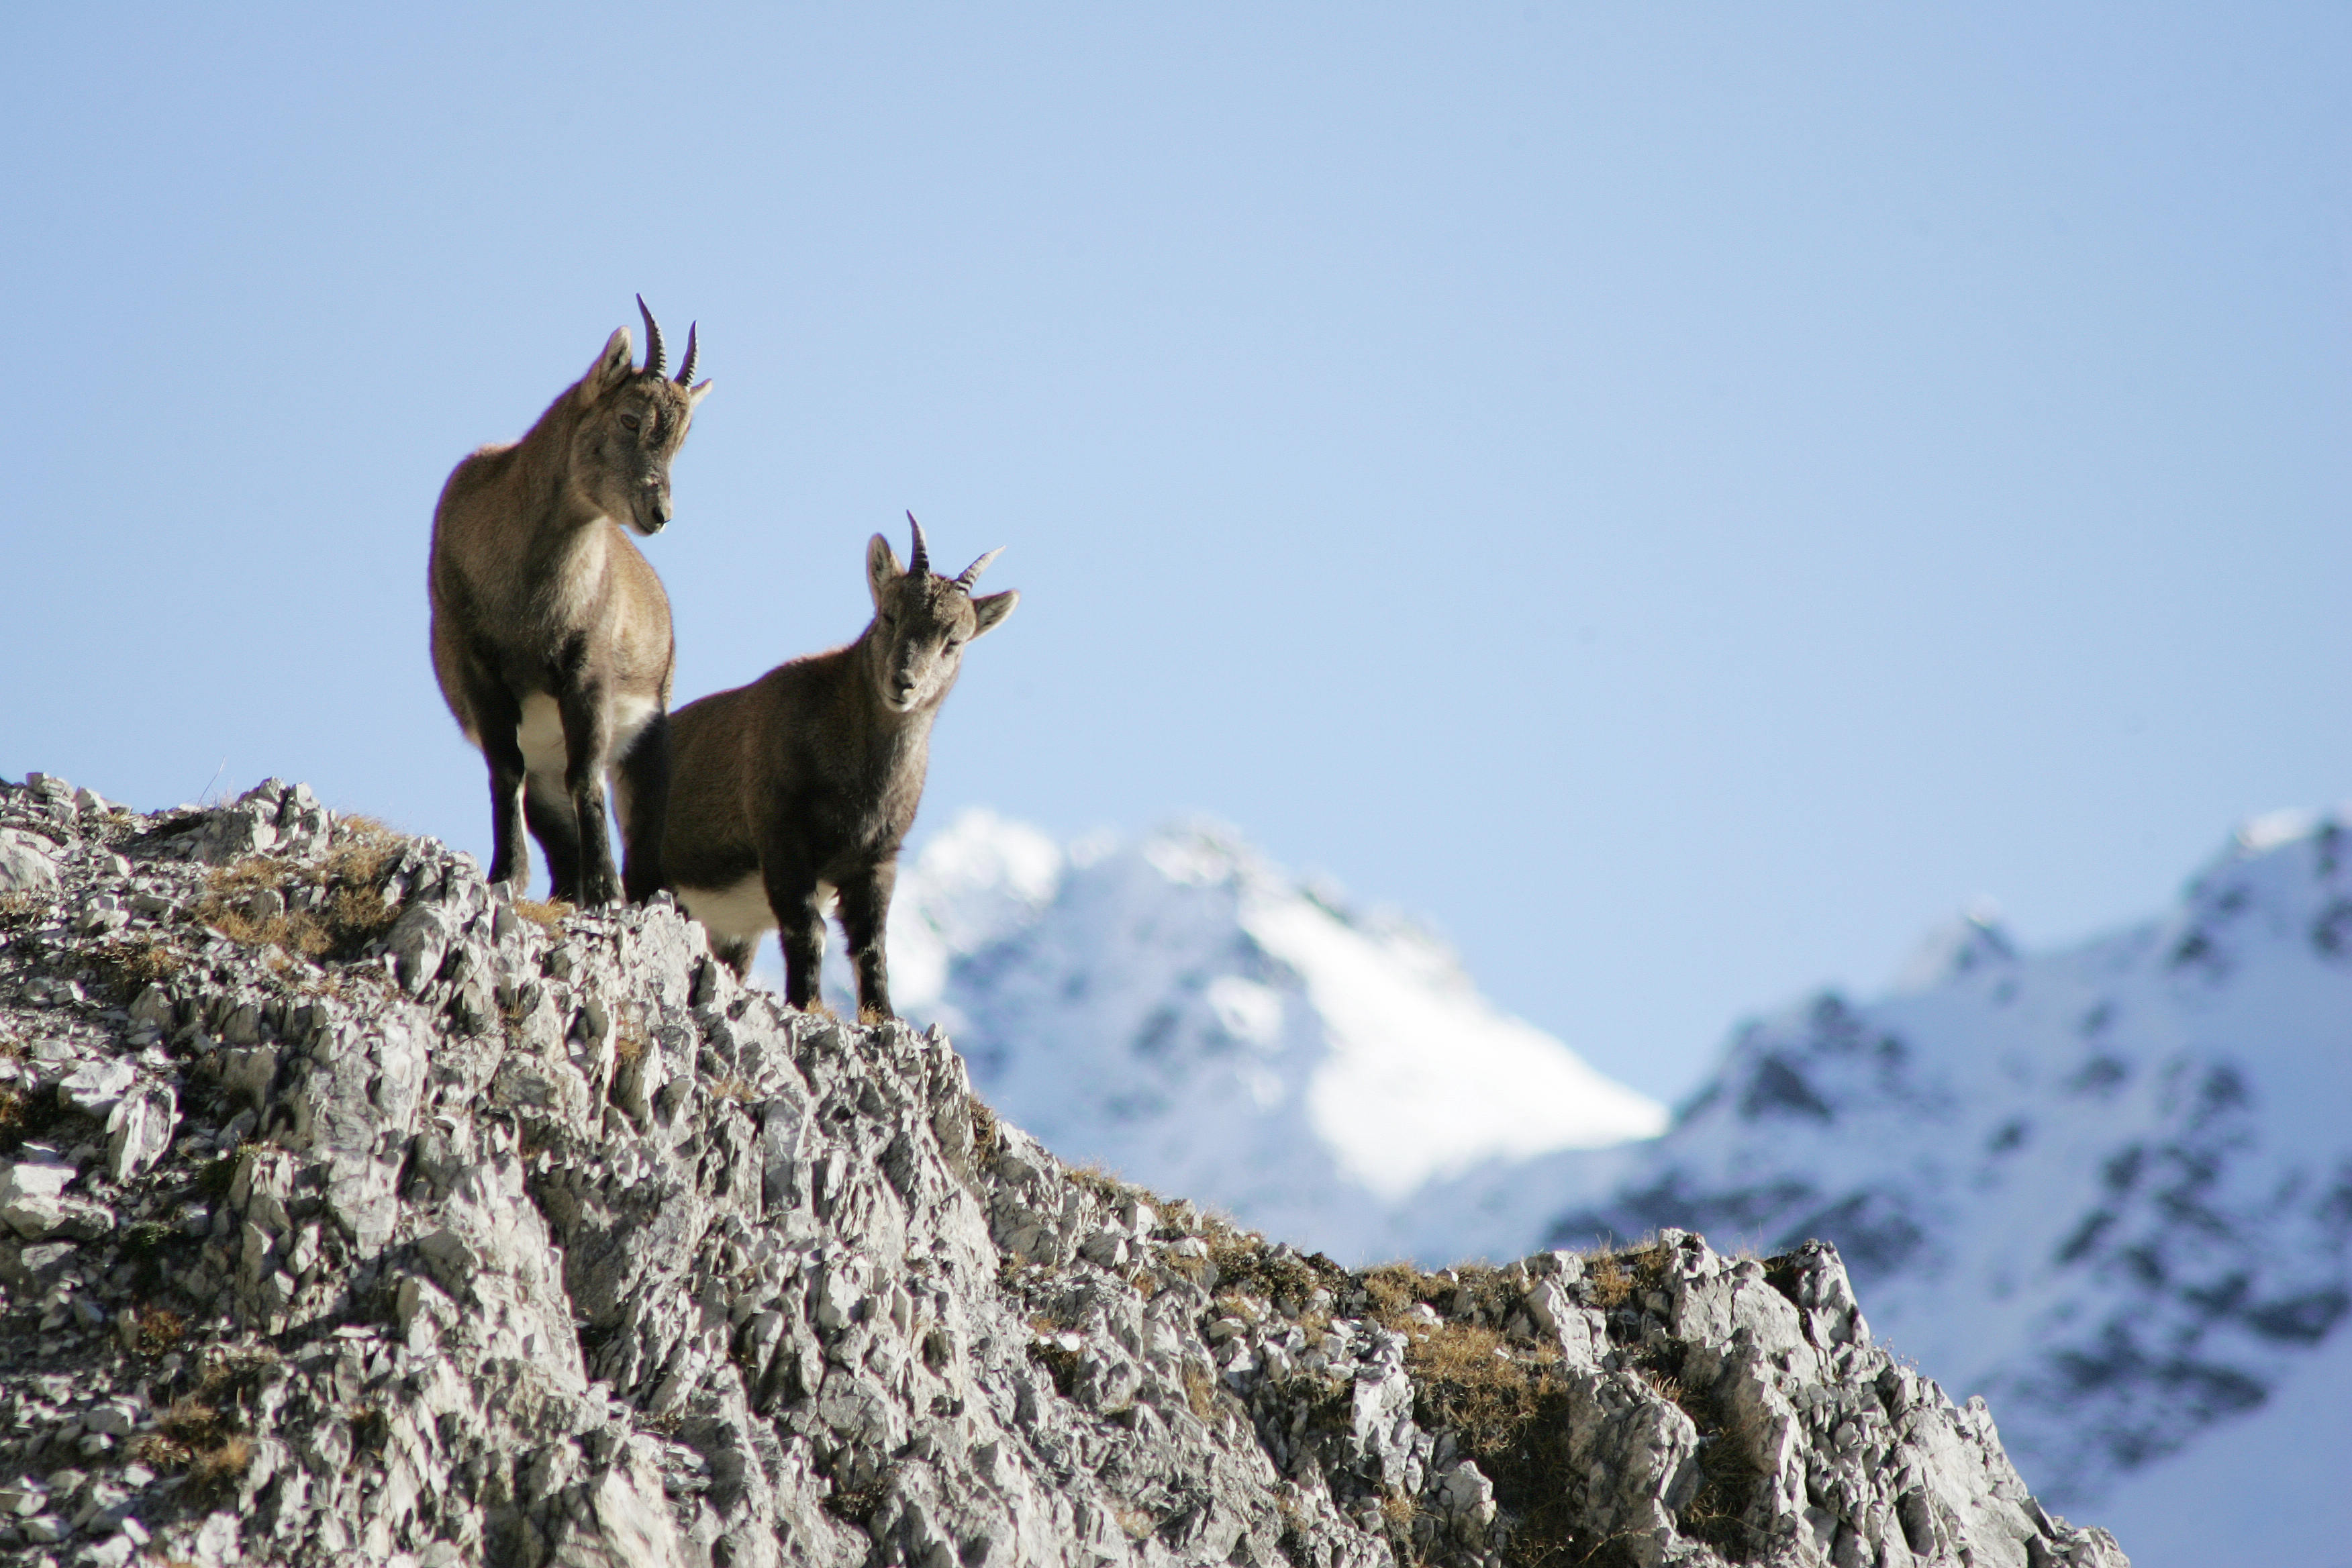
428,297,711,906
664,515,1017,1019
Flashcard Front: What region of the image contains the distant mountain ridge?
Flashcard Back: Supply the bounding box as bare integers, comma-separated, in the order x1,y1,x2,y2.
1442,809,2352,1510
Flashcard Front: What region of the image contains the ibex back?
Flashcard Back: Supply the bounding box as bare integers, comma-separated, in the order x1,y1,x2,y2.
664,516,1016,1019
428,297,712,905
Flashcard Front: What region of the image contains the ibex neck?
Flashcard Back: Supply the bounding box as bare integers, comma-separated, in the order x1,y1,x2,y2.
509,385,604,532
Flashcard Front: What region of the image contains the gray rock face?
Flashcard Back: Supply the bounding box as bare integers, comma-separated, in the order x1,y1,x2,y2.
0,775,2130,1567
0,830,60,899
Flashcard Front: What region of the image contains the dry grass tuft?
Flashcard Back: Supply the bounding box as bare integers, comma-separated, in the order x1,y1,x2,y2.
1584,1253,1632,1308
613,1007,650,1067
1360,1261,1449,1328
136,1392,245,1496
192,817,404,963
968,1095,1000,1160
183,1433,253,1499
0,890,52,931
1342,1244,1708,1566
0,1081,69,1154
133,1349,283,1501
130,1304,188,1357
1181,1359,1218,1422
1581,1238,1671,1312
1069,1163,1169,1212
86,932,187,995
512,897,573,932
1161,1254,1215,1288
1396,1319,1593,1565
1202,1221,1346,1310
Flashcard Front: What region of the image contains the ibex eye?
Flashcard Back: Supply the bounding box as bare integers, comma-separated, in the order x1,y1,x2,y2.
618,412,642,434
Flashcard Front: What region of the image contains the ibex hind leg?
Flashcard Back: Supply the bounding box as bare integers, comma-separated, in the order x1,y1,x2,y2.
523,777,583,903
455,671,531,894
612,709,672,905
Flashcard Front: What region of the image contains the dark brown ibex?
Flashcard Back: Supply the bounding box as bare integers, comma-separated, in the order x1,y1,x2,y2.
428,297,711,905
664,515,1017,1019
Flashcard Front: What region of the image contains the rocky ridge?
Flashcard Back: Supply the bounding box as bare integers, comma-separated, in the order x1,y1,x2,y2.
0,773,2125,1567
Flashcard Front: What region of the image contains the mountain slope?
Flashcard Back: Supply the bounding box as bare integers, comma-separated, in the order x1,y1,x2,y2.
817,812,1666,1264
1387,810,2352,1543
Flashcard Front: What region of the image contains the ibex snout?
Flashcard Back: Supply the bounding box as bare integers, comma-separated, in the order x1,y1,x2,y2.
630,479,673,538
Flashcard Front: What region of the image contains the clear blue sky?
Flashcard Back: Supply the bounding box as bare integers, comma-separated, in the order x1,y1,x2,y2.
5,5,2346,1104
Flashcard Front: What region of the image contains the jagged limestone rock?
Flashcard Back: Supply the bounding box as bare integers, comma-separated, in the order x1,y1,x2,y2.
0,776,2130,1567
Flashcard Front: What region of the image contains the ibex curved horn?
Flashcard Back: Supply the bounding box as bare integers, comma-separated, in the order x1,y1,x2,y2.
905,511,930,579
636,295,666,377
954,548,1004,591
676,322,699,386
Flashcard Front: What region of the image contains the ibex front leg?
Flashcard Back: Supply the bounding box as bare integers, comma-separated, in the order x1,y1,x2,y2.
558,682,622,907
836,862,897,1024
761,842,829,1013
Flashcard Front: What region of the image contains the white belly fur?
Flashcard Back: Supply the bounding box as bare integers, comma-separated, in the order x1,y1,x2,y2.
676,875,778,943
676,875,838,944
518,691,660,791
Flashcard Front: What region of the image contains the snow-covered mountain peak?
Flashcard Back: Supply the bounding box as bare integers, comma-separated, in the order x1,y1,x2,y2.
2231,803,2331,856
1136,816,1263,889
861,809,1667,1256
1892,898,2017,991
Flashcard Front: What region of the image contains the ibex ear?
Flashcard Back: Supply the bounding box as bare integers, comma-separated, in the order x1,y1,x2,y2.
687,378,714,408
867,532,903,607
583,328,634,401
968,589,1018,639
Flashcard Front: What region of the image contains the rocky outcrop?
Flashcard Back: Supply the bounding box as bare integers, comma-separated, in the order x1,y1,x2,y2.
0,773,2127,1567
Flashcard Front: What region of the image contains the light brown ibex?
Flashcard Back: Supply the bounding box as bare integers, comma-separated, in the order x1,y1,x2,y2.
428,297,711,905
663,515,1016,1019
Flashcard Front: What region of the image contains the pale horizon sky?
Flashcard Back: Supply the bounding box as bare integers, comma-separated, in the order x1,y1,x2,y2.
5,4,2347,1104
